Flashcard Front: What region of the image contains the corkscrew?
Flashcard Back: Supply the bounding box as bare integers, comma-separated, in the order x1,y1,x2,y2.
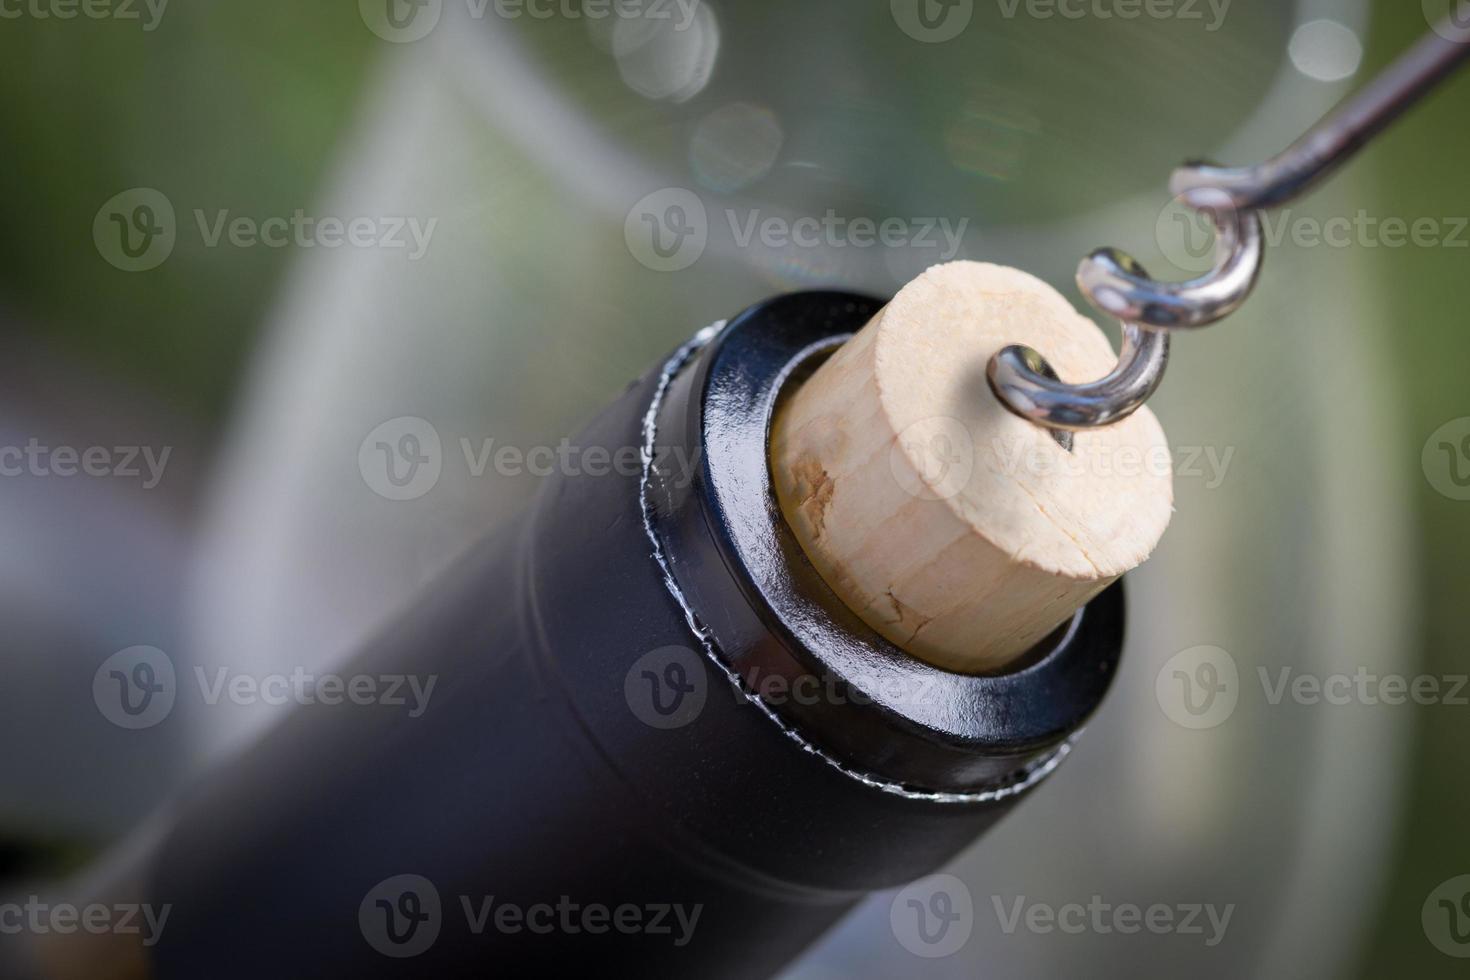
988,16,1470,433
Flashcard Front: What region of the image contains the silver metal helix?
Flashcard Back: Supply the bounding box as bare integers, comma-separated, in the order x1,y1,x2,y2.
989,17,1470,434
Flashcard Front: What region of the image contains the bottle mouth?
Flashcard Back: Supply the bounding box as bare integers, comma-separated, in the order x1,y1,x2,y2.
642,290,1125,797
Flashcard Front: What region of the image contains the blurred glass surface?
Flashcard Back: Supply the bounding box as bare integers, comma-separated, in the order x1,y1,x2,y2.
1,1,1467,976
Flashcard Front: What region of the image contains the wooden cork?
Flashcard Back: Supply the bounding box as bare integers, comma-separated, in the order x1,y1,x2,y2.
770,261,1173,674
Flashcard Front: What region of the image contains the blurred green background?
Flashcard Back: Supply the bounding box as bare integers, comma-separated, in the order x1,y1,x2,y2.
0,2,1466,976
1357,8,1470,977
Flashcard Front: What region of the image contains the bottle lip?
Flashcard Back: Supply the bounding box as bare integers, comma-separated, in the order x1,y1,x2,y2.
642,290,1125,798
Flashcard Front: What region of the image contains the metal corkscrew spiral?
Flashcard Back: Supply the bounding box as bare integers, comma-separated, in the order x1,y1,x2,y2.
988,17,1470,434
